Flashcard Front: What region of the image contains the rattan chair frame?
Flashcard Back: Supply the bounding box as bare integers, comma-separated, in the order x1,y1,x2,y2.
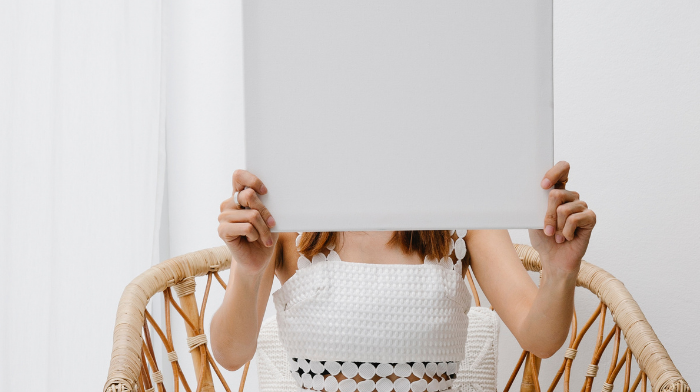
103,244,690,392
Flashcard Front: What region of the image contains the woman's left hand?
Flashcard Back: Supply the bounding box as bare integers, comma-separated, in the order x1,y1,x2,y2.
528,161,597,276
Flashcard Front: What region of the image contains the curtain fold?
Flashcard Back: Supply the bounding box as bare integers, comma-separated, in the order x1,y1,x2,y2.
162,0,251,389
0,1,165,390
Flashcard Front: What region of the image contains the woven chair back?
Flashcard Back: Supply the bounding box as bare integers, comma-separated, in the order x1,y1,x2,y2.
103,244,690,392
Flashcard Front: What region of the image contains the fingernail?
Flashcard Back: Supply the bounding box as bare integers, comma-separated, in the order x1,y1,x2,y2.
545,225,555,236
555,234,564,243
541,178,552,189
266,238,273,247
267,216,276,227
260,184,268,194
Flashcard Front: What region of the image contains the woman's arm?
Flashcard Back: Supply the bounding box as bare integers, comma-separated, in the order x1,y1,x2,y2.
468,161,596,358
210,249,277,371
467,229,575,358
210,169,281,371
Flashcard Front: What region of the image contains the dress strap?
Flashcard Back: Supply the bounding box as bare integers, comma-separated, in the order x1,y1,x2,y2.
449,229,468,274
425,229,468,272
452,229,468,263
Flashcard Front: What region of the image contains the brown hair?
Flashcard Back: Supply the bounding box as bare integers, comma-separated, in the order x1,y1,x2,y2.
296,231,454,262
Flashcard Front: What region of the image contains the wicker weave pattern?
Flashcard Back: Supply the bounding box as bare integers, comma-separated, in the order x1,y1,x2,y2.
104,246,231,392
511,244,689,392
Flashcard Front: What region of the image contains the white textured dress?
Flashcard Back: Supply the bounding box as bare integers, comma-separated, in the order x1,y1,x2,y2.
272,231,472,392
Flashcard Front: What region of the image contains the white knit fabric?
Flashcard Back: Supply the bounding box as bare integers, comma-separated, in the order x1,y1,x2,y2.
257,307,500,392
257,317,299,392
452,307,499,392
262,231,490,392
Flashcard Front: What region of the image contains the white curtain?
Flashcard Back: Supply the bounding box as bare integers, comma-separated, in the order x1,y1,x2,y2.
160,0,255,390
0,1,165,391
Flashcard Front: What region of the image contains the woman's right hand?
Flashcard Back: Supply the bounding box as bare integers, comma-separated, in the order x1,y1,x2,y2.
218,169,278,275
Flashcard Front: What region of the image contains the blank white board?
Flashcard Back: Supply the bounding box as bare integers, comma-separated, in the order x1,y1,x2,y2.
242,0,553,232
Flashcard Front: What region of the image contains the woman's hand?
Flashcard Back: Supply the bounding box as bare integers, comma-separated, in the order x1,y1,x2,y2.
528,161,597,276
218,169,278,275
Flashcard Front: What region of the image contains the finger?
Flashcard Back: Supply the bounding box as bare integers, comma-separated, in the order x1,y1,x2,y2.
541,161,571,190
220,197,239,213
219,192,247,212
232,169,268,194
561,209,597,241
237,187,276,228
556,199,588,234
544,189,580,236
242,208,274,246
220,208,273,247
218,221,260,244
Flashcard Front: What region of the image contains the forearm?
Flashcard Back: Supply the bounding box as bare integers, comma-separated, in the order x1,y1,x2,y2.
210,263,264,370
516,264,579,358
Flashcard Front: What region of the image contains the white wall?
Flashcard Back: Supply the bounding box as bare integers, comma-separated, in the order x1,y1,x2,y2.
163,0,699,390
506,2,700,387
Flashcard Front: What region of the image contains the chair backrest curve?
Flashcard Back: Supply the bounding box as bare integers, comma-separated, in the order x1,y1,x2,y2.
512,244,689,392
103,246,231,392
103,244,691,392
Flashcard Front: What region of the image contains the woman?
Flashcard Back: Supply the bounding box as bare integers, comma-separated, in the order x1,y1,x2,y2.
211,161,596,392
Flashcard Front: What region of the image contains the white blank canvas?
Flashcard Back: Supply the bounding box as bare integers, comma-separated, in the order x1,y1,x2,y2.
242,0,553,232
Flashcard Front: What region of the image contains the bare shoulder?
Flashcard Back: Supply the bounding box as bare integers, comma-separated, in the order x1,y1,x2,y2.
449,230,471,280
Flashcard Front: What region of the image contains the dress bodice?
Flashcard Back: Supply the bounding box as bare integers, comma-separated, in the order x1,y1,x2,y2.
272,231,472,392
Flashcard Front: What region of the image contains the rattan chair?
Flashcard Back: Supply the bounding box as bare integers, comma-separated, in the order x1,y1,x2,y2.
103,244,691,392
